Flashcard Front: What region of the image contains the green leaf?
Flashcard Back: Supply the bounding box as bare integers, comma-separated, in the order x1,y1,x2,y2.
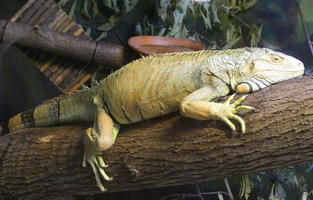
217,192,225,200
158,27,166,36
275,183,287,199
109,16,119,24
68,0,77,20
242,0,258,10
159,0,170,21
135,23,142,35
123,0,138,13
97,23,113,32
102,0,112,8
97,16,118,31
249,24,263,47
91,0,100,18
81,0,91,19
200,5,212,29
96,32,108,41
239,175,252,200
145,21,154,35
85,27,91,36
57,0,72,7
211,3,220,23
223,24,242,49
102,0,120,13
166,0,190,37
111,0,120,13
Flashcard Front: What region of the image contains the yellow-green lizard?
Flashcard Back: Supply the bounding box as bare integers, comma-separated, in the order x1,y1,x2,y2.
8,48,304,191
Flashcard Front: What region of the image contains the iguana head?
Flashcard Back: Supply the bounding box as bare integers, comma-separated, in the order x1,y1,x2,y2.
235,48,304,94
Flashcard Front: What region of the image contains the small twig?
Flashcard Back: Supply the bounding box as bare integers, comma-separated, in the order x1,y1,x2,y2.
225,9,250,29
194,184,205,200
224,178,235,200
296,3,313,57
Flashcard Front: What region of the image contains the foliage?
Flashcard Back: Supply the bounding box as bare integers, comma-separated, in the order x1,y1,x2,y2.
135,0,262,49
237,165,313,200
57,0,262,48
56,0,139,40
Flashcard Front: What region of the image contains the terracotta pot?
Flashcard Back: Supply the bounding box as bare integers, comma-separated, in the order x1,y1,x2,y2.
128,36,205,55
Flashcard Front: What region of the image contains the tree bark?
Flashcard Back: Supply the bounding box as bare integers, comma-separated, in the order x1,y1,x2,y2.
0,20,126,68
1,76,313,199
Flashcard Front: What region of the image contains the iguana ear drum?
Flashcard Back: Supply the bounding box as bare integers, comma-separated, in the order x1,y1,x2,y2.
235,82,253,94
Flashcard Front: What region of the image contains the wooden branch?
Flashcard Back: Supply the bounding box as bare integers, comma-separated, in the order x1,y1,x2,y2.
0,20,125,68
1,76,313,199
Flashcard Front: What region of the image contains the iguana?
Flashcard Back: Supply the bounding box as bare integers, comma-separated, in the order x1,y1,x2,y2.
8,47,304,191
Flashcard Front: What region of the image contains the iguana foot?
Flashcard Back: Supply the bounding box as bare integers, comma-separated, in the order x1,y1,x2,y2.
181,93,254,133
220,94,254,134
82,128,113,191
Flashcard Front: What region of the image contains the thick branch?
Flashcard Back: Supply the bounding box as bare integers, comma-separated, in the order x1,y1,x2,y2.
0,20,125,67
1,76,313,199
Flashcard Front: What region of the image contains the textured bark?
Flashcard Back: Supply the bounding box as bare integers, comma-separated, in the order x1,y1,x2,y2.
0,19,125,68
1,76,313,199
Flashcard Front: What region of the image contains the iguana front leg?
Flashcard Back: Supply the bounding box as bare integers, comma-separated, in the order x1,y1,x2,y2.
180,86,254,133
83,96,120,191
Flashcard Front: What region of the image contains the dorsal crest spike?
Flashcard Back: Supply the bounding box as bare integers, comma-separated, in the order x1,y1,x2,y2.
120,48,258,71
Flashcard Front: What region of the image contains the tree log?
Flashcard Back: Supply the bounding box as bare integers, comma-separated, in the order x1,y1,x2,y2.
0,20,125,68
1,75,313,199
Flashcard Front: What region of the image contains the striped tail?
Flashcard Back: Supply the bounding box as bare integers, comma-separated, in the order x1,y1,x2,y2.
8,89,97,132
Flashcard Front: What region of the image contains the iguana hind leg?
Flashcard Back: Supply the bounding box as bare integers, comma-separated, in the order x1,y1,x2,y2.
83,99,120,191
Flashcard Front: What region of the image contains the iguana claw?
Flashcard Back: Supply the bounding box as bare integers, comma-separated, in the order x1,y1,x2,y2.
83,128,112,191
221,94,255,134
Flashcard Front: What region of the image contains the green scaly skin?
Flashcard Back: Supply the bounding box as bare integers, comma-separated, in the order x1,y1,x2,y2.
8,47,304,191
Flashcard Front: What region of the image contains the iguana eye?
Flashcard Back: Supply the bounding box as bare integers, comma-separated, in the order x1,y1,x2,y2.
271,54,284,63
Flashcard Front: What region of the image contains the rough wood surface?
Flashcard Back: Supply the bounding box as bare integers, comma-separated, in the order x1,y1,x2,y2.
9,0,100,93
0,20,125,67
1,76,313,199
